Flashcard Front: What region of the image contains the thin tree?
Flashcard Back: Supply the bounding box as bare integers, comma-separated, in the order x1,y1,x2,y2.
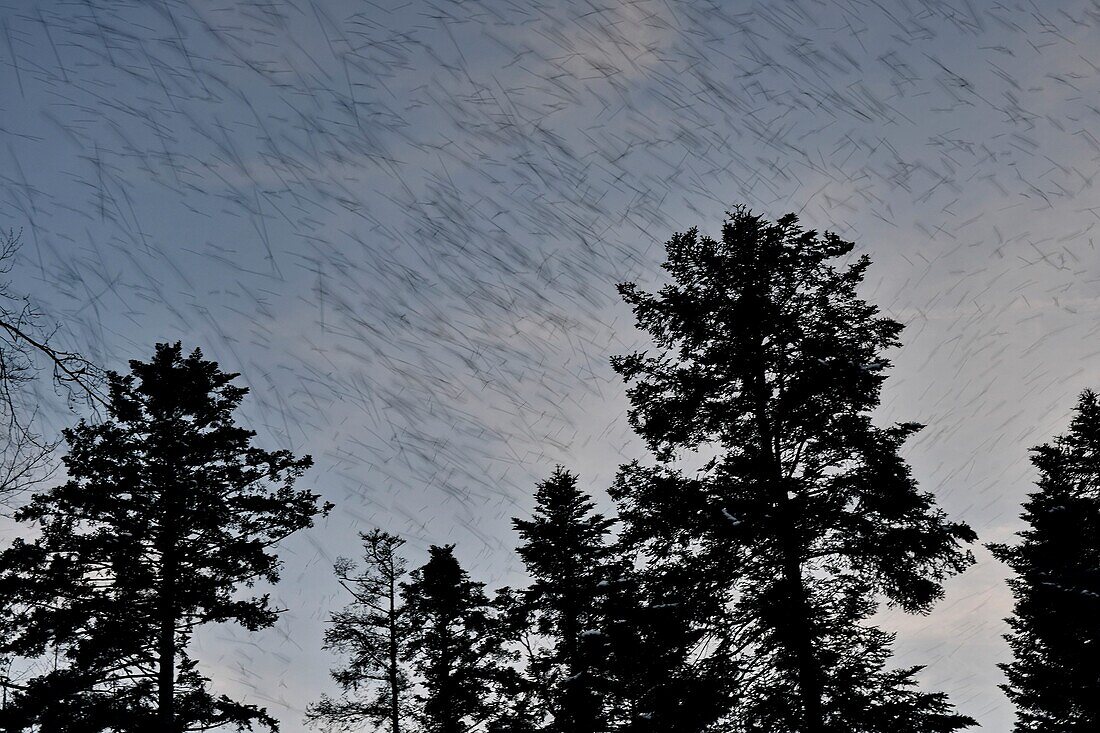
308,529,412,733
0,342,330,732
990,390,1100,732
401,544,509,733
610,207,977,732
512,467,615,733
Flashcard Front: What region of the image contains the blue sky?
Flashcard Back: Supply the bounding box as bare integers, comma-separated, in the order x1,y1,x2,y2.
2,0,1099,729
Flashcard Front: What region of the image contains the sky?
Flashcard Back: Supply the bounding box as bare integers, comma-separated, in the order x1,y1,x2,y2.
2,0,1100,729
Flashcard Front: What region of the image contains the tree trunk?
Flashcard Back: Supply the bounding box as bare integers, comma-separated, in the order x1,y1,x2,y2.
157,552,178,730
562,576,579,733
157,476,181,733
438,618,458,733
751,356,825,733
777,518,824,733
389,573,400,733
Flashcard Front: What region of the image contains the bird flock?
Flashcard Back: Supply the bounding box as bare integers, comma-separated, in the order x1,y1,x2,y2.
1,0,1098,729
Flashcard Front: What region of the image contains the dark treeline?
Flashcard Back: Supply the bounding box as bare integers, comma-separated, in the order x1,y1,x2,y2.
0,210,1097,732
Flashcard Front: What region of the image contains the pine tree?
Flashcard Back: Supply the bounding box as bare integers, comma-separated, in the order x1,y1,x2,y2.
512,467,616,733
990,390,1100,732
401,544,508,733
308,529,412,733
486,586,542,733
0,342,330,732
595,558,731,733
610,208,977,733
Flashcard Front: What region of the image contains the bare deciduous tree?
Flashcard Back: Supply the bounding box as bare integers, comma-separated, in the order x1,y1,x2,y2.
0,228,106,507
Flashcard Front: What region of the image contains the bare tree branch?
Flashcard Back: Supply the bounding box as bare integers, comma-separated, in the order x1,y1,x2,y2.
0,228,107,506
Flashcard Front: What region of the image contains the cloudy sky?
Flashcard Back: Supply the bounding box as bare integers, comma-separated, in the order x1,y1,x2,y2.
2,0,1099,729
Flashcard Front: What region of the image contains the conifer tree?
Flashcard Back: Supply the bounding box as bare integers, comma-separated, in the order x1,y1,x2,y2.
512,467,615,733
0,342,330,732
990,390,1100,733
308,529,412,733
610,208,977,733
401,544,509,733
486,586,542,733
594,558,731,733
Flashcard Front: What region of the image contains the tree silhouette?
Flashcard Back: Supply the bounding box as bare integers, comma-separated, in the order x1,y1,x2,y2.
990,390,1100,733
594,557,731,733
308,529,413,733
610,207,977,732
512,467,616,733
401,544,509,733
0,230,108,705
484,586,542,733
0,342,330,732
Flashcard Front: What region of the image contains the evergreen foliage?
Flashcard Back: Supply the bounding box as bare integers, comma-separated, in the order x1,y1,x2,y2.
308,529,413,733
609,208,977,733
593,558,731,733
401,545,509,733
512,467,615,733
0,342,330,732
990,390,1100,733
0,208,1047,733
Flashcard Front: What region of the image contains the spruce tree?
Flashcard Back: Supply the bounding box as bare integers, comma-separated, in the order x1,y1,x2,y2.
308,529,412,733
595,558,731,733
610,208,977,732
990,390,1100,732
486,586,542,733
512,467,615,733
0,342,330,732
401,544,508,733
